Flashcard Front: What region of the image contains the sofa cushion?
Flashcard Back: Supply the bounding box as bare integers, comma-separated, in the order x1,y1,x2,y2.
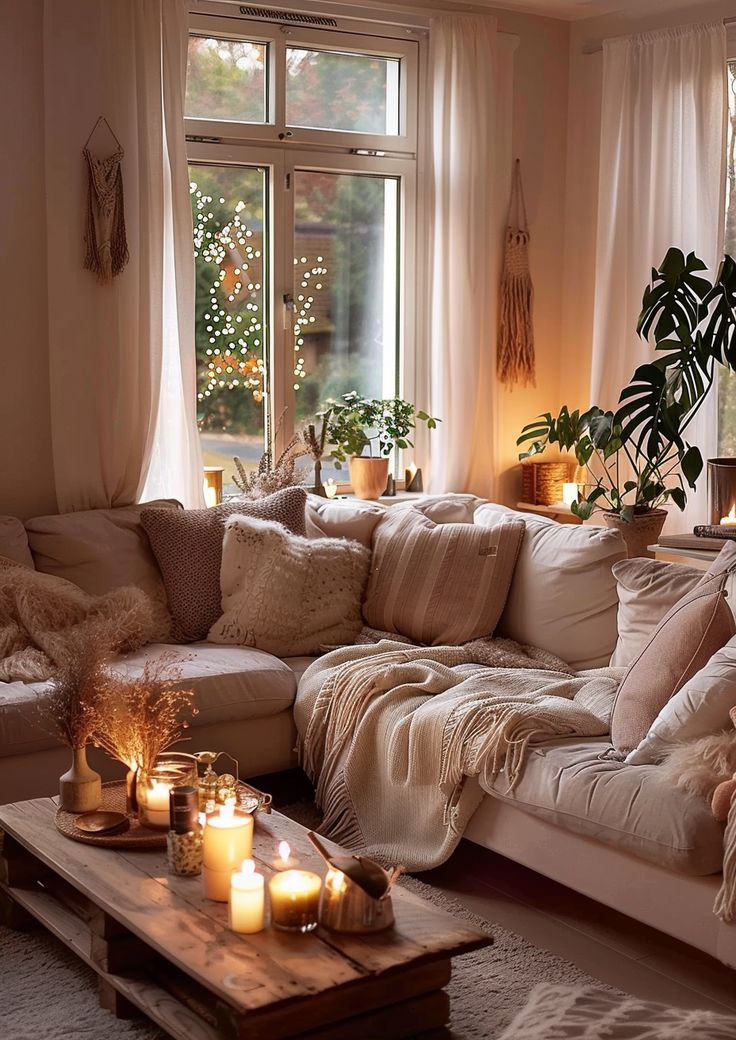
0,517,34,568
611,578,735,754
110,643,297,726
25,500,179,642
626,636,736,764
482,737,725,875
143,487,307,643
209,515,370,655
364,506,524,645
396,493,482,524
0,680,60,757
305,495,384,547
474,505,626,670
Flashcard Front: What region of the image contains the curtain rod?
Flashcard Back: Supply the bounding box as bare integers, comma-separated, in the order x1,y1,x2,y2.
583,15,736,55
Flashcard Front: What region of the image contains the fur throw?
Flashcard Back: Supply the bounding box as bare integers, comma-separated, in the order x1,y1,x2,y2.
209,515,370,656
657,731,736,802
0,557,158,683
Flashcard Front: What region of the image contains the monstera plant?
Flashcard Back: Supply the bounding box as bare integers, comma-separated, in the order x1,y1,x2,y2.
518,249,736,546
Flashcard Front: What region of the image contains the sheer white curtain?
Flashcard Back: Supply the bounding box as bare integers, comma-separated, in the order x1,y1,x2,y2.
426,16,515,497
43,0,203,512
591,22,726,531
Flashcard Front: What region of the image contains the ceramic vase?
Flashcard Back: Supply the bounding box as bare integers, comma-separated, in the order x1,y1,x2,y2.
600,508,667,559
348,456,390,501
59,746,102,813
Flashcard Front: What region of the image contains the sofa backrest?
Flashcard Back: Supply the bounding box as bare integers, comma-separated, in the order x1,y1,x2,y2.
475,503,627,670
0,516,34,568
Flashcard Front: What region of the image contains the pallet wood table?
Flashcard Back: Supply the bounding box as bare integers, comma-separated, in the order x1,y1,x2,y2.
0,797,490,1039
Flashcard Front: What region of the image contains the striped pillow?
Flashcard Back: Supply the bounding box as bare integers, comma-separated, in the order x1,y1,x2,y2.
363,507,524,645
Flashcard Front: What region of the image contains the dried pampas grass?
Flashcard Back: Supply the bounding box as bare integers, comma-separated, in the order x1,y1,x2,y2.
39,633,110,750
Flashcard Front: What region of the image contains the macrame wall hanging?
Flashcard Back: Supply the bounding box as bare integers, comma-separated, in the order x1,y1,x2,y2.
497,158,535,387
82,116,129,283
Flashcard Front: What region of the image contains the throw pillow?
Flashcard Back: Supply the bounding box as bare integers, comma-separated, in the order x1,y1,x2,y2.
474,504,627,670
305,495,384,547
208,515,370,655
610,575,736,754
625,636,736,764
142,487,307,643
610,558,705,667
0,516,34,568
363,507,524,645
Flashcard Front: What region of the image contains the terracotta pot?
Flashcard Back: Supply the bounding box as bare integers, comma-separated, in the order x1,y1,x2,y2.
59,746,102,813
348,456,390,501
600,508,667,559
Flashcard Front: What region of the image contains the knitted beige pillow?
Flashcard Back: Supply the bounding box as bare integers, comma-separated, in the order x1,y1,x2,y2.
209,514,370,656
611,578,736,754
142,487,307,643
363,507,524,645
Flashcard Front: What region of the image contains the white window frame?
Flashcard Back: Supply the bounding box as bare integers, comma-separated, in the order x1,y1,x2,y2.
186,9,421,464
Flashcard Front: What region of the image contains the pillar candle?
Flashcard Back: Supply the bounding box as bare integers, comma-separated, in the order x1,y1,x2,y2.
229,859,265,933
202,805,254,902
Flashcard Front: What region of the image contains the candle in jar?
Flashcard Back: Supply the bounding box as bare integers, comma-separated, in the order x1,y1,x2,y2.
202,805,254,902
268,841,321,932
229,859,265,933
143,780,173,828
562,482,578,507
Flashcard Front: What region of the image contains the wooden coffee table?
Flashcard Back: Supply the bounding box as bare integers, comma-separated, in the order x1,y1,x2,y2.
0,797,490,1039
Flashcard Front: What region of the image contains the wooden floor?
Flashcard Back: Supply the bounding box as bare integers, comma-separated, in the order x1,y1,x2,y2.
422,838,736,1015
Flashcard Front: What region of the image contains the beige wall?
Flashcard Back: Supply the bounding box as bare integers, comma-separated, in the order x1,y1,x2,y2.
560,1,736,419
492,7,571,506
0,0,56,519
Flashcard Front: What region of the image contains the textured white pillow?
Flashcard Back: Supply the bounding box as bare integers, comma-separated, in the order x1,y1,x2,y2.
474,505,627,670
396,493,483,524
209,515,370,656
625,636,736,764
610,558,704,667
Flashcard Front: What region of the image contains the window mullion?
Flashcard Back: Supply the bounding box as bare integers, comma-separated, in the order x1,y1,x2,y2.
270,153,296,459
272,31,287,137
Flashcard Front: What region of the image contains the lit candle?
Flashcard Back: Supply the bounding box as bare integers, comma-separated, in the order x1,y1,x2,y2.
268,841,321,932
324,478,338,499
405,462,423,493
204,483,218,508
562,482,578,507
721,506,736,526
202,805,254,902
229,859,265,933
138,779,174,829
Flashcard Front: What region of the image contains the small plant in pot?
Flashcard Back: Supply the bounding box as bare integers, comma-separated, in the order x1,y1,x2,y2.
518,248,736,557
321,392,439,500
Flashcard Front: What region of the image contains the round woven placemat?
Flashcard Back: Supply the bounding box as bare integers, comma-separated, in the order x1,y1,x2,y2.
54,781,167,849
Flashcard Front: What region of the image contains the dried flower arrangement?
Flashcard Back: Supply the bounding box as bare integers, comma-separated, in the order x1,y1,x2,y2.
299,416,329,495
39,635,109,751
232,412,307,499
93,653,198,773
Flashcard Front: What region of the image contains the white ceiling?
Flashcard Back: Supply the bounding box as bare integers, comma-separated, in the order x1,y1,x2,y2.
464,0,722,22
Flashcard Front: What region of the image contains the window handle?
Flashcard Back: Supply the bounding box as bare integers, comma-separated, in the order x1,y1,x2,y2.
283,292,295,330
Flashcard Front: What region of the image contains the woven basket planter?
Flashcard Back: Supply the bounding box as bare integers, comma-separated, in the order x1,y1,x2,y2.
521,459,575,506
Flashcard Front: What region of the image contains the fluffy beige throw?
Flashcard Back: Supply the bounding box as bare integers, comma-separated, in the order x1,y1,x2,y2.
295,640,622,870
0,558,157,682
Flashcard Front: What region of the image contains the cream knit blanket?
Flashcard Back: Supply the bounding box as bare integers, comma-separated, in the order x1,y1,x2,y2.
295,640,622,870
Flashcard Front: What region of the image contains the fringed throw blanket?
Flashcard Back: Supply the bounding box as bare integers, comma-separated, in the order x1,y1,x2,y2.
0,558,157,683
497,159,534,386
295,640,622,871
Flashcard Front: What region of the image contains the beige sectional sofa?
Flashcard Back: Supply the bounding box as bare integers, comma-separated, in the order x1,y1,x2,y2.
1,494,735,969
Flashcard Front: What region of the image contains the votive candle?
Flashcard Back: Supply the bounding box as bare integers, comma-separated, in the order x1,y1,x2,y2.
229,859,265,933
202,805,254,902
268,842,321,932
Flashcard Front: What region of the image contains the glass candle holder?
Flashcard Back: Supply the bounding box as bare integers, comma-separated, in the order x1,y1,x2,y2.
268,869,322,933
137,754,198,830
708,458,736,526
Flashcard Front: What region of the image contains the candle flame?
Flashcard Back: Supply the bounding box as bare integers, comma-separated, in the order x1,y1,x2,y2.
220,803,235,821
278,840,290,864
242,859,255,877
729,507,735,522
408,461,417,479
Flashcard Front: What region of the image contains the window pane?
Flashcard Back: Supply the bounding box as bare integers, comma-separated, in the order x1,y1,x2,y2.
286,48,400,134
293,171,399,478
719,61,736,455
186,37,267,123
190,166,267,492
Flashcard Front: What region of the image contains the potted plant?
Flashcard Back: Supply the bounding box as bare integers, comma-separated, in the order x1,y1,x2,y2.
518,249,736,556
322,392,439,500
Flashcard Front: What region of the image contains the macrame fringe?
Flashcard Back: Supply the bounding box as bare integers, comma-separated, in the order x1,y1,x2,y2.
498,262,535,386
714,797,736,921
83,146,129,284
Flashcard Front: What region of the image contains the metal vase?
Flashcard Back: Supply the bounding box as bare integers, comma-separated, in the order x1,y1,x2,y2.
319,868,395,934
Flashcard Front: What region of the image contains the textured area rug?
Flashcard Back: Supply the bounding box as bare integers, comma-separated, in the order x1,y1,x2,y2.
0,801,623,1040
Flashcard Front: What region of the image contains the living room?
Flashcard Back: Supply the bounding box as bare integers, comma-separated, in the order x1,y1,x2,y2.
3,0,736,1037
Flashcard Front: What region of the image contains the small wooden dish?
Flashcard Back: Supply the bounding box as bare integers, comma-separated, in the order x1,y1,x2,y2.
74,811,129,836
